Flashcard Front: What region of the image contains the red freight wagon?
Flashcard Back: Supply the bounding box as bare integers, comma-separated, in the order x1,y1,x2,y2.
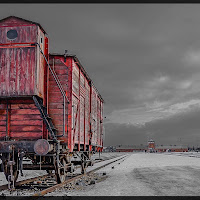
0,16,104,187
48,54,104,152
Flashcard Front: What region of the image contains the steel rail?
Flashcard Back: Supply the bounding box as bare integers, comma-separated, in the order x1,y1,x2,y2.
33,154,128,196
0,154,127,195
0,174,50,191
0,154,119,191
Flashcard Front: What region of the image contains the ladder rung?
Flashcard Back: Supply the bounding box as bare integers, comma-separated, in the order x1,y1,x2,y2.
51,127,58,130
41,105,47,110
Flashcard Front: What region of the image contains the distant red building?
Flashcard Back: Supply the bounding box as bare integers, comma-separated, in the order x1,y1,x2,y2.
156,145,188,152
115,140,189,153
115,145,147,152
147,139,188,153
148,139,156,153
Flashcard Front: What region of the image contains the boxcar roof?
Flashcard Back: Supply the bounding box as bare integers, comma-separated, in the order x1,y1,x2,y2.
50,53,104,102
0,16,47,34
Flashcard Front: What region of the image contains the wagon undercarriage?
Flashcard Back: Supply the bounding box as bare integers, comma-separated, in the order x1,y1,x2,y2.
0,141,93,188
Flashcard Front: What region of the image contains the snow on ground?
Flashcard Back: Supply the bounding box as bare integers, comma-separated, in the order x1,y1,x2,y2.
0,152,123,187
2,152,200,196
56,152,200,196
0,152,126,196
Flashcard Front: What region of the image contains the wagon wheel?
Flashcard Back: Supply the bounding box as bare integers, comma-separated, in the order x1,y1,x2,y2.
1,153,19,184
81,161,86,174
3,161,19,182
46,170,53,174
55,158,68,183
81,154,87,174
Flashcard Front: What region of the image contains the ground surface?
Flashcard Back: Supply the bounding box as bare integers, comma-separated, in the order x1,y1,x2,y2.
63,152,200,196
0,152,125,196
2,152,200,196
0,152,122,187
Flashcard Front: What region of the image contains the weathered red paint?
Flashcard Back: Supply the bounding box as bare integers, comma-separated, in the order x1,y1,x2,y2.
0,99,43,140
47,57,69,144
0,16,104,153
0,16,46,98
47,55,104,152
0,45,35,48
42,36,49,139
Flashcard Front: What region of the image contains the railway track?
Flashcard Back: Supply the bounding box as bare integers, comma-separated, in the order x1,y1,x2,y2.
0,153,128,196
0,174,51,191
33,154,128,196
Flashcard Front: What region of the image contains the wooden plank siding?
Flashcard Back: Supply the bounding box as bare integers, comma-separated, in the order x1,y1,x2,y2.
48,57,70,144
91,86,98,146
48,55,104,152
0,100,43,140
0,14,104,153
0,16,46,98
0,47,36,96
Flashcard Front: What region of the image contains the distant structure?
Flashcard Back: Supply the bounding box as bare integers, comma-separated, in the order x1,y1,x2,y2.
116,144,147,152
148,139,156,153
114,140,189,153
156,145,188,152
148,139,188,153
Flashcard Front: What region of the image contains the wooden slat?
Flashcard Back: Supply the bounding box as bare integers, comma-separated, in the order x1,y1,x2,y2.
11,109,40,115
48,91,62,95
11,120,42,126
48,96,63,102
48,80,67,87
0,110,6,115
48,108,63,114
6,99,34,104
54,125,64,132
10,132,42,138
0,126,6,132
0,104,7,109
48,86,64,92
48,103,64,109
49,74,68,80
11,125,42,132
11,104,37,109
11,114,42,121
0,121,6,126
49,65,67,70
48,93,62,98
0,115,6,120
0,132,6,137
51,118,63,126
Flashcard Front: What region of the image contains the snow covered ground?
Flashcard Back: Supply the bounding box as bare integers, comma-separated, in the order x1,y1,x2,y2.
62,152,200,196
2,152,200,196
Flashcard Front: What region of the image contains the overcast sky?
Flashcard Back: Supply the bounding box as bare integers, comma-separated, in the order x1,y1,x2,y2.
1,4,200,147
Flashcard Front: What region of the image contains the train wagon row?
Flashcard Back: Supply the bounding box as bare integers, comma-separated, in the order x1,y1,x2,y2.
0,16,104,186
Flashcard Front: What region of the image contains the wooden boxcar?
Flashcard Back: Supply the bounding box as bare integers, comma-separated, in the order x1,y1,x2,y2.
48,55,104,152
0,16,104,186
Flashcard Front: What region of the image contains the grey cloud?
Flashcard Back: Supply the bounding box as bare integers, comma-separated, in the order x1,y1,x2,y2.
1,4,200,145
105,107,200,146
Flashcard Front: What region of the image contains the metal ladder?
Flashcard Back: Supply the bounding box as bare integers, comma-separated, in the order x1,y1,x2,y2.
35,43,70,138
33,96,57,142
